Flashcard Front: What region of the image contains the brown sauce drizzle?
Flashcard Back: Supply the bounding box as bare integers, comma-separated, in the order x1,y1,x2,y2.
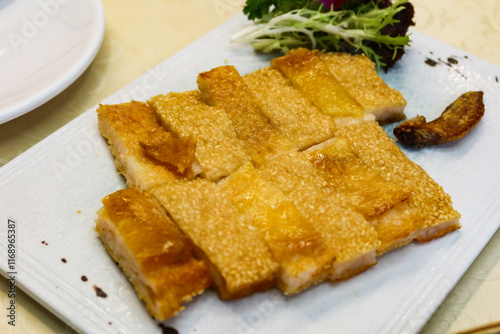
93,285,108,298
424,55,467,79
158,324,179,334
425,58,438,67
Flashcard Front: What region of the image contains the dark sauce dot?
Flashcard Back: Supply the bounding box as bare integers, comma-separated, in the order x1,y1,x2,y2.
108,322,112,325
496,76,499,83
447,57,458,65
425,58,438,67
93,285,108,298
158,324,179,334
61,258,67,263
41,241,48,246
81,275,88,282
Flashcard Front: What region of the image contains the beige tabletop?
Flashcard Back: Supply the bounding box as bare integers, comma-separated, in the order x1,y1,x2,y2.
1,0,499,333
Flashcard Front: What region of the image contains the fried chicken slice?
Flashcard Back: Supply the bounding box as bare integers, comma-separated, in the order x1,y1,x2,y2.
271,48,365,118
220,163,335,294
150,179,278,300
306,137,421,254
336,122,461,242
197,65,298,166
244,67,337,149
318,52,407,123
97,101,186,190
148,91,250,181
258,151,380,282
95,187,211,320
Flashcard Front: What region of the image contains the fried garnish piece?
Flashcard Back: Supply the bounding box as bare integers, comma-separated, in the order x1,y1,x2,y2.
95,187,211,320
258,152,380,282
150,179,278,300
139,128,196,176
243,67,337,149
306,137,423,254
318,52,407,123
220,163,334,294
271,48,364,118
336,122,461,242
394,91,485,147
96,101,179,190
197,65,298,166
148,91,250,181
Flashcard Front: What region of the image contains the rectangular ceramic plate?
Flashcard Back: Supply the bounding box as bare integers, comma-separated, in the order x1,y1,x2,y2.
1,13,500,334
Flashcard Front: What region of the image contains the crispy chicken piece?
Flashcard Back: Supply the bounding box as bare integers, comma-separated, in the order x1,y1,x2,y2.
95,187,211,320
150,179,278,300
271,48,365,118
336,122,461,242
97,101,187,190
197,65,298,166
394,91,484,147
148,91,250,181
244,67,337,149
258,152,380,282
306,137,422,254
220,163,335,294
318,52,407,123
307,138,411,219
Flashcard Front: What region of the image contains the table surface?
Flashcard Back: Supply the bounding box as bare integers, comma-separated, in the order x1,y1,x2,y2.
1,0,499,333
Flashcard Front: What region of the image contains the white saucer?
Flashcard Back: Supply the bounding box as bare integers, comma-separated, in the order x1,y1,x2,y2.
0,0,105,124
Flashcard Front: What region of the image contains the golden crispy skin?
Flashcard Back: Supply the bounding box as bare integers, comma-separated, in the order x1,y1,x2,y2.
336,122,461,242
307,138,422,254
148,91,250,181
271,48,364,118
95,187,211,320
307,138,412,219
393,91,484,147
258,152,380,282
96,101,181,190
244,67,337,149
318,52,407,123
139,128,196,176
220,163,334,294
150,179,278,300
197,65,298,166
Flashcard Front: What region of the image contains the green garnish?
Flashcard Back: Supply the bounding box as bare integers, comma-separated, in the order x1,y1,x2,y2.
232,0,413,70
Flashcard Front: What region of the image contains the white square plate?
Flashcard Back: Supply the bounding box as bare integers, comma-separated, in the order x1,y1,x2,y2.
1,14,500,334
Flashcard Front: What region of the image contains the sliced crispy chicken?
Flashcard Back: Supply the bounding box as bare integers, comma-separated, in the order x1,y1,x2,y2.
150,179,278,300
258,152,380,282
197,65,298,166
335,122,461,242
306,137,422,254
97,101,192,190
271,48,365,118
95,187,211,320
220,163,335,294
319,52,407,123
244,67,337,149
148,91,250,181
